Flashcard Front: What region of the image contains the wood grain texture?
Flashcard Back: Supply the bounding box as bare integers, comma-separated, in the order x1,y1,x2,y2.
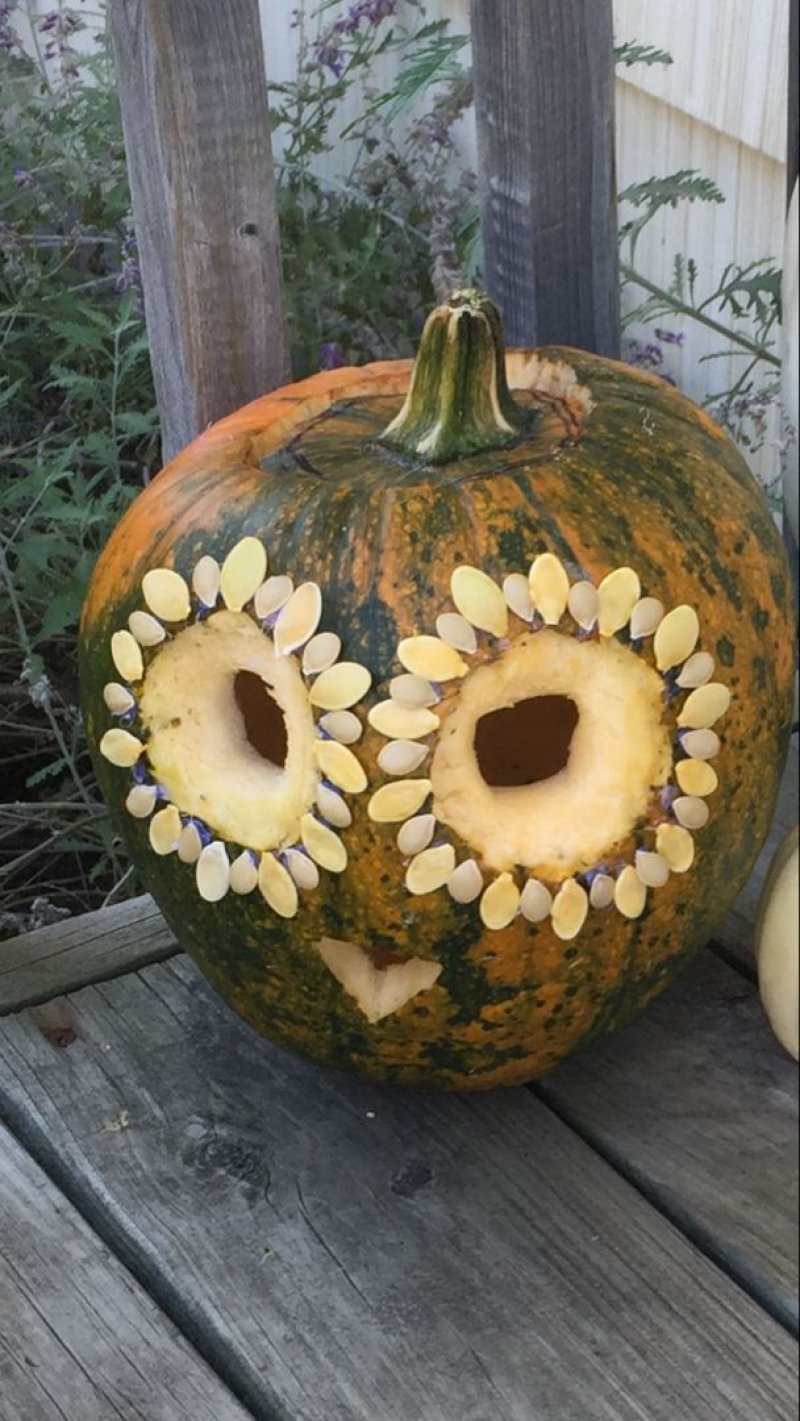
0,1121,250,1421
471,0,620,355
109,0,289,462
541,948,799,1332
0,894,177,1015
0,957,796,1421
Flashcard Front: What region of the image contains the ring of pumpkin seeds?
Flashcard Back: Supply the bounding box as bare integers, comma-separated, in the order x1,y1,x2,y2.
366,554,731,937
99,536,372,916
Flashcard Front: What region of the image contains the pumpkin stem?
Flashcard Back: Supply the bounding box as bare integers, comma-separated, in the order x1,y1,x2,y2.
379,288,533,464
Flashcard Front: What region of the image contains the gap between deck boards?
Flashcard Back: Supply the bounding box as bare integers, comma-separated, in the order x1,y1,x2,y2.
528,1080,798,1338
0,1081,283,1421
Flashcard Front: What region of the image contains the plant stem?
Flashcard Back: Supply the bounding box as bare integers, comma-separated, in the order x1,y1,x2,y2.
620,264,781,367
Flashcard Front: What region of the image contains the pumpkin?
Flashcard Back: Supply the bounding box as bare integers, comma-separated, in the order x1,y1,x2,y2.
756,826,799,1061
79,289,795,1090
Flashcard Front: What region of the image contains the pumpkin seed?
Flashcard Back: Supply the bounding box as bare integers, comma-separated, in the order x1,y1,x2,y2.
635,849,670,888
519,877,552,922
300,813,348,872
318,710,363,745
128,610,166,647
397,635,468,682
315,783,353,829
673,795,710,830
447,858,484,904
103,682,135,715
655,823,695,873
450,565,508,637
396,814,437,856
676,652,715,689
436,612,478,653
614,865,647,918
368,700,438,740
597,567,641,637
192,554,221,608
149,805,182,856
390,673,439,708
480,873,520,930
125,783,157,819
254,574,294,621
677,682,731,729
303,632,341,676
229,851,259,895
653,604,699,672
309,661,372,711
274,581,322,655
529,552,570,625
675,758,718,797
368,779,432,823
378,739,430,776
284,847,320,891
178,822,204,864
679,728,720,760
99,728,143,768
589,873,615,909
406,843,457,895
568,581,599,631
551,879,589,939
314,739,367,793
258,852,299,917
629,596,664,640
196,841,230,901
503,573,534,622
111,630,144,683
142,567,191,622
219,536,268,612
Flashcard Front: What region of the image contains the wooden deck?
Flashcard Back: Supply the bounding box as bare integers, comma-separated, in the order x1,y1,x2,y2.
1,741,796,1421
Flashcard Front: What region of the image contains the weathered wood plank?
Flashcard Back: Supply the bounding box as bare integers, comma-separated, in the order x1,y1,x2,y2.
540,947,799,1332
109,0,289,461
471,0,620,354
0,894,177,1016
718,736,798,968
0,959,795,1421
0,1121,250,1421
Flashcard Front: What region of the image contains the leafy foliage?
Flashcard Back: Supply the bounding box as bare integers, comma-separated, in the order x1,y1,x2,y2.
269,1,477,373
613,40,673,67
0,6,160,929
619,167,784,475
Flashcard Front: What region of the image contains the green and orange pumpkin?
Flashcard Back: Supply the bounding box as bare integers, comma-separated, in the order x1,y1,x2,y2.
79,290,795,1089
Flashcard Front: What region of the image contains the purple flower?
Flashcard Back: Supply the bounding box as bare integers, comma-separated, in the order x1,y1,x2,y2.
654,327,684,346
12,165,33,188
335,0,397,35
320,341,346,370
314,40,345,76
628,336,667,369
0,0,19,52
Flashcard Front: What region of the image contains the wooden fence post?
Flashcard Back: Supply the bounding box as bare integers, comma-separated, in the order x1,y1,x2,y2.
471,0,620,357
109,0,289,463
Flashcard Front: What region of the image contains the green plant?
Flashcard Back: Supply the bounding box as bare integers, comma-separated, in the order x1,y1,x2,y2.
613,45,786,495
0,3,158,931
268,0,475,373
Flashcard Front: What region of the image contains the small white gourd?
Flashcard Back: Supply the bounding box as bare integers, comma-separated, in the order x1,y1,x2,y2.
755,826,799,1061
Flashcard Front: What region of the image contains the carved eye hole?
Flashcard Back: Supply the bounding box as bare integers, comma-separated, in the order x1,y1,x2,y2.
473,695,579,787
